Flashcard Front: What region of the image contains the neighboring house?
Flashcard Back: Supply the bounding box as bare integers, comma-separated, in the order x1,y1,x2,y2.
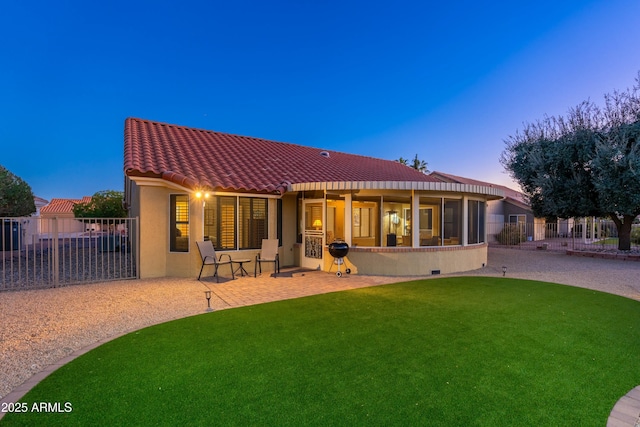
429,171,547,241
124,118,503,278
40,197,94,235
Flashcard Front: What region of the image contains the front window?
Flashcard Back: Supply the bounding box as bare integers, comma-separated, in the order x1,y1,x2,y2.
170,194,189,252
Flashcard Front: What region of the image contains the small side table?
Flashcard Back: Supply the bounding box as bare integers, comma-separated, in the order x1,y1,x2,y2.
232,259,251,277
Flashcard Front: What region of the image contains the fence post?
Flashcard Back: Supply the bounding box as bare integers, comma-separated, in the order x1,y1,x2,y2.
135,216,140,279
52,217,59,286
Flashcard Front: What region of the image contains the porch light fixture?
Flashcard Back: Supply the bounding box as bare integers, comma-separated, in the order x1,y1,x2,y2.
502,266,507,276
195,191,210,199
204,290,213,312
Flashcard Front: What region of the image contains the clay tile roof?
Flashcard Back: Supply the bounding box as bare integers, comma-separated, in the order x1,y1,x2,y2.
124,118,439,194
41,197,92,215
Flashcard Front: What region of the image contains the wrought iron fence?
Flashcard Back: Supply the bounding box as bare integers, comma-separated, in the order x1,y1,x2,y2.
1,217,139,291
488,219,640,252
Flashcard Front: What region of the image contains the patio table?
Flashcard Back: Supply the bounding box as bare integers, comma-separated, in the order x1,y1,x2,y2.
232,259,252,277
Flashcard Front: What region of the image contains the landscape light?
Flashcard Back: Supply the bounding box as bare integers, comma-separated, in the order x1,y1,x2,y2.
205,290,213,312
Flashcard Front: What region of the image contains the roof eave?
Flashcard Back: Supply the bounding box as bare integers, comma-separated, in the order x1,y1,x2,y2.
291,181,504,198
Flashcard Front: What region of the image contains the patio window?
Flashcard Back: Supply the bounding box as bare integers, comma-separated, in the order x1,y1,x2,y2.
204,196,236,250
443,199,462,245
419,197,441,246
383,197,411,246
326,198,345,243
204,196,268,250
170,194,189,252
468,200,486,244
239,197,268,249
352,199,379,246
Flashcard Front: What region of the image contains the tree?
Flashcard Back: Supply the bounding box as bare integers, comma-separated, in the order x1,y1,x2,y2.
501,72,640,250
73,190,127,219
0,164,36,216
396,154,429,173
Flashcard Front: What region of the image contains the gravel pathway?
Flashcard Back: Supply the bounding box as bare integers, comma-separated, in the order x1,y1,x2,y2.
462,247,640,301
1,247,639,404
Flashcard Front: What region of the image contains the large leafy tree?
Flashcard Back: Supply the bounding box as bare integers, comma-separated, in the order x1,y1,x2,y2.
0,164,36,216
501,73,640,250
73,190,127,219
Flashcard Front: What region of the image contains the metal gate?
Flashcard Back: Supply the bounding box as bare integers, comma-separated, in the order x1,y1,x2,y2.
1,217,139,291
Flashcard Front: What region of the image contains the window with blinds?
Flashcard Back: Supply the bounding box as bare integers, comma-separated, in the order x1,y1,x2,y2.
204,196,268,250
170,194,189,252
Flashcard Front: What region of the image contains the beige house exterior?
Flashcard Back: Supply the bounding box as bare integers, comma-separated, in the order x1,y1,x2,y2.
124,118,503,279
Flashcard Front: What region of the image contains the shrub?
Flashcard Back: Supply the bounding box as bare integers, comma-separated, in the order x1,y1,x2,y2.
496,224,525,245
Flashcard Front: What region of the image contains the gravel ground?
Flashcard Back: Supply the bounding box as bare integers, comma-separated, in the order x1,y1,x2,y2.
1,247,640,402
1,244,136,291
461,247,640,301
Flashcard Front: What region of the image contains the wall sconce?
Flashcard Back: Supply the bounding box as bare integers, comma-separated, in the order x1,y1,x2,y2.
204,290,213,312
312,219,322,229
502,266,507,276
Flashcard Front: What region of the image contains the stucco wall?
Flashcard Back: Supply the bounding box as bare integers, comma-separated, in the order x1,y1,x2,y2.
334,244,488,276
279,194,298,267
138,186,170,278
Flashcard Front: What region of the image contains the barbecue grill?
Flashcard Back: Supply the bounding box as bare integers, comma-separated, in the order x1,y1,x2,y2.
328,240,351,277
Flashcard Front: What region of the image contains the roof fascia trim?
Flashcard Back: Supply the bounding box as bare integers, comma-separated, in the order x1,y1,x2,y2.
128,176,193,193
127,176,282,198
291,181,504,198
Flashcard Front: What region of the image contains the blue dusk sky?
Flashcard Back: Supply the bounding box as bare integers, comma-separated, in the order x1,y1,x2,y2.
1,0,639,201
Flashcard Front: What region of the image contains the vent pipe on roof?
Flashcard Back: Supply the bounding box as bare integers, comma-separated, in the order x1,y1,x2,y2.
320,151,330,158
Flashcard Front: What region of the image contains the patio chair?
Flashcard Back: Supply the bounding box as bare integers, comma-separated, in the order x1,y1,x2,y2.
196,240,235,282
255,239,280,277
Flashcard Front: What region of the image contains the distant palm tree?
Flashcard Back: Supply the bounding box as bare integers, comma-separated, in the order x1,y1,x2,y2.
396,154,429,173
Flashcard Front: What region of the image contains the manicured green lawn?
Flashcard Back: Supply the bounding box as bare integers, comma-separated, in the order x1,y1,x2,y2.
3,277,640,426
